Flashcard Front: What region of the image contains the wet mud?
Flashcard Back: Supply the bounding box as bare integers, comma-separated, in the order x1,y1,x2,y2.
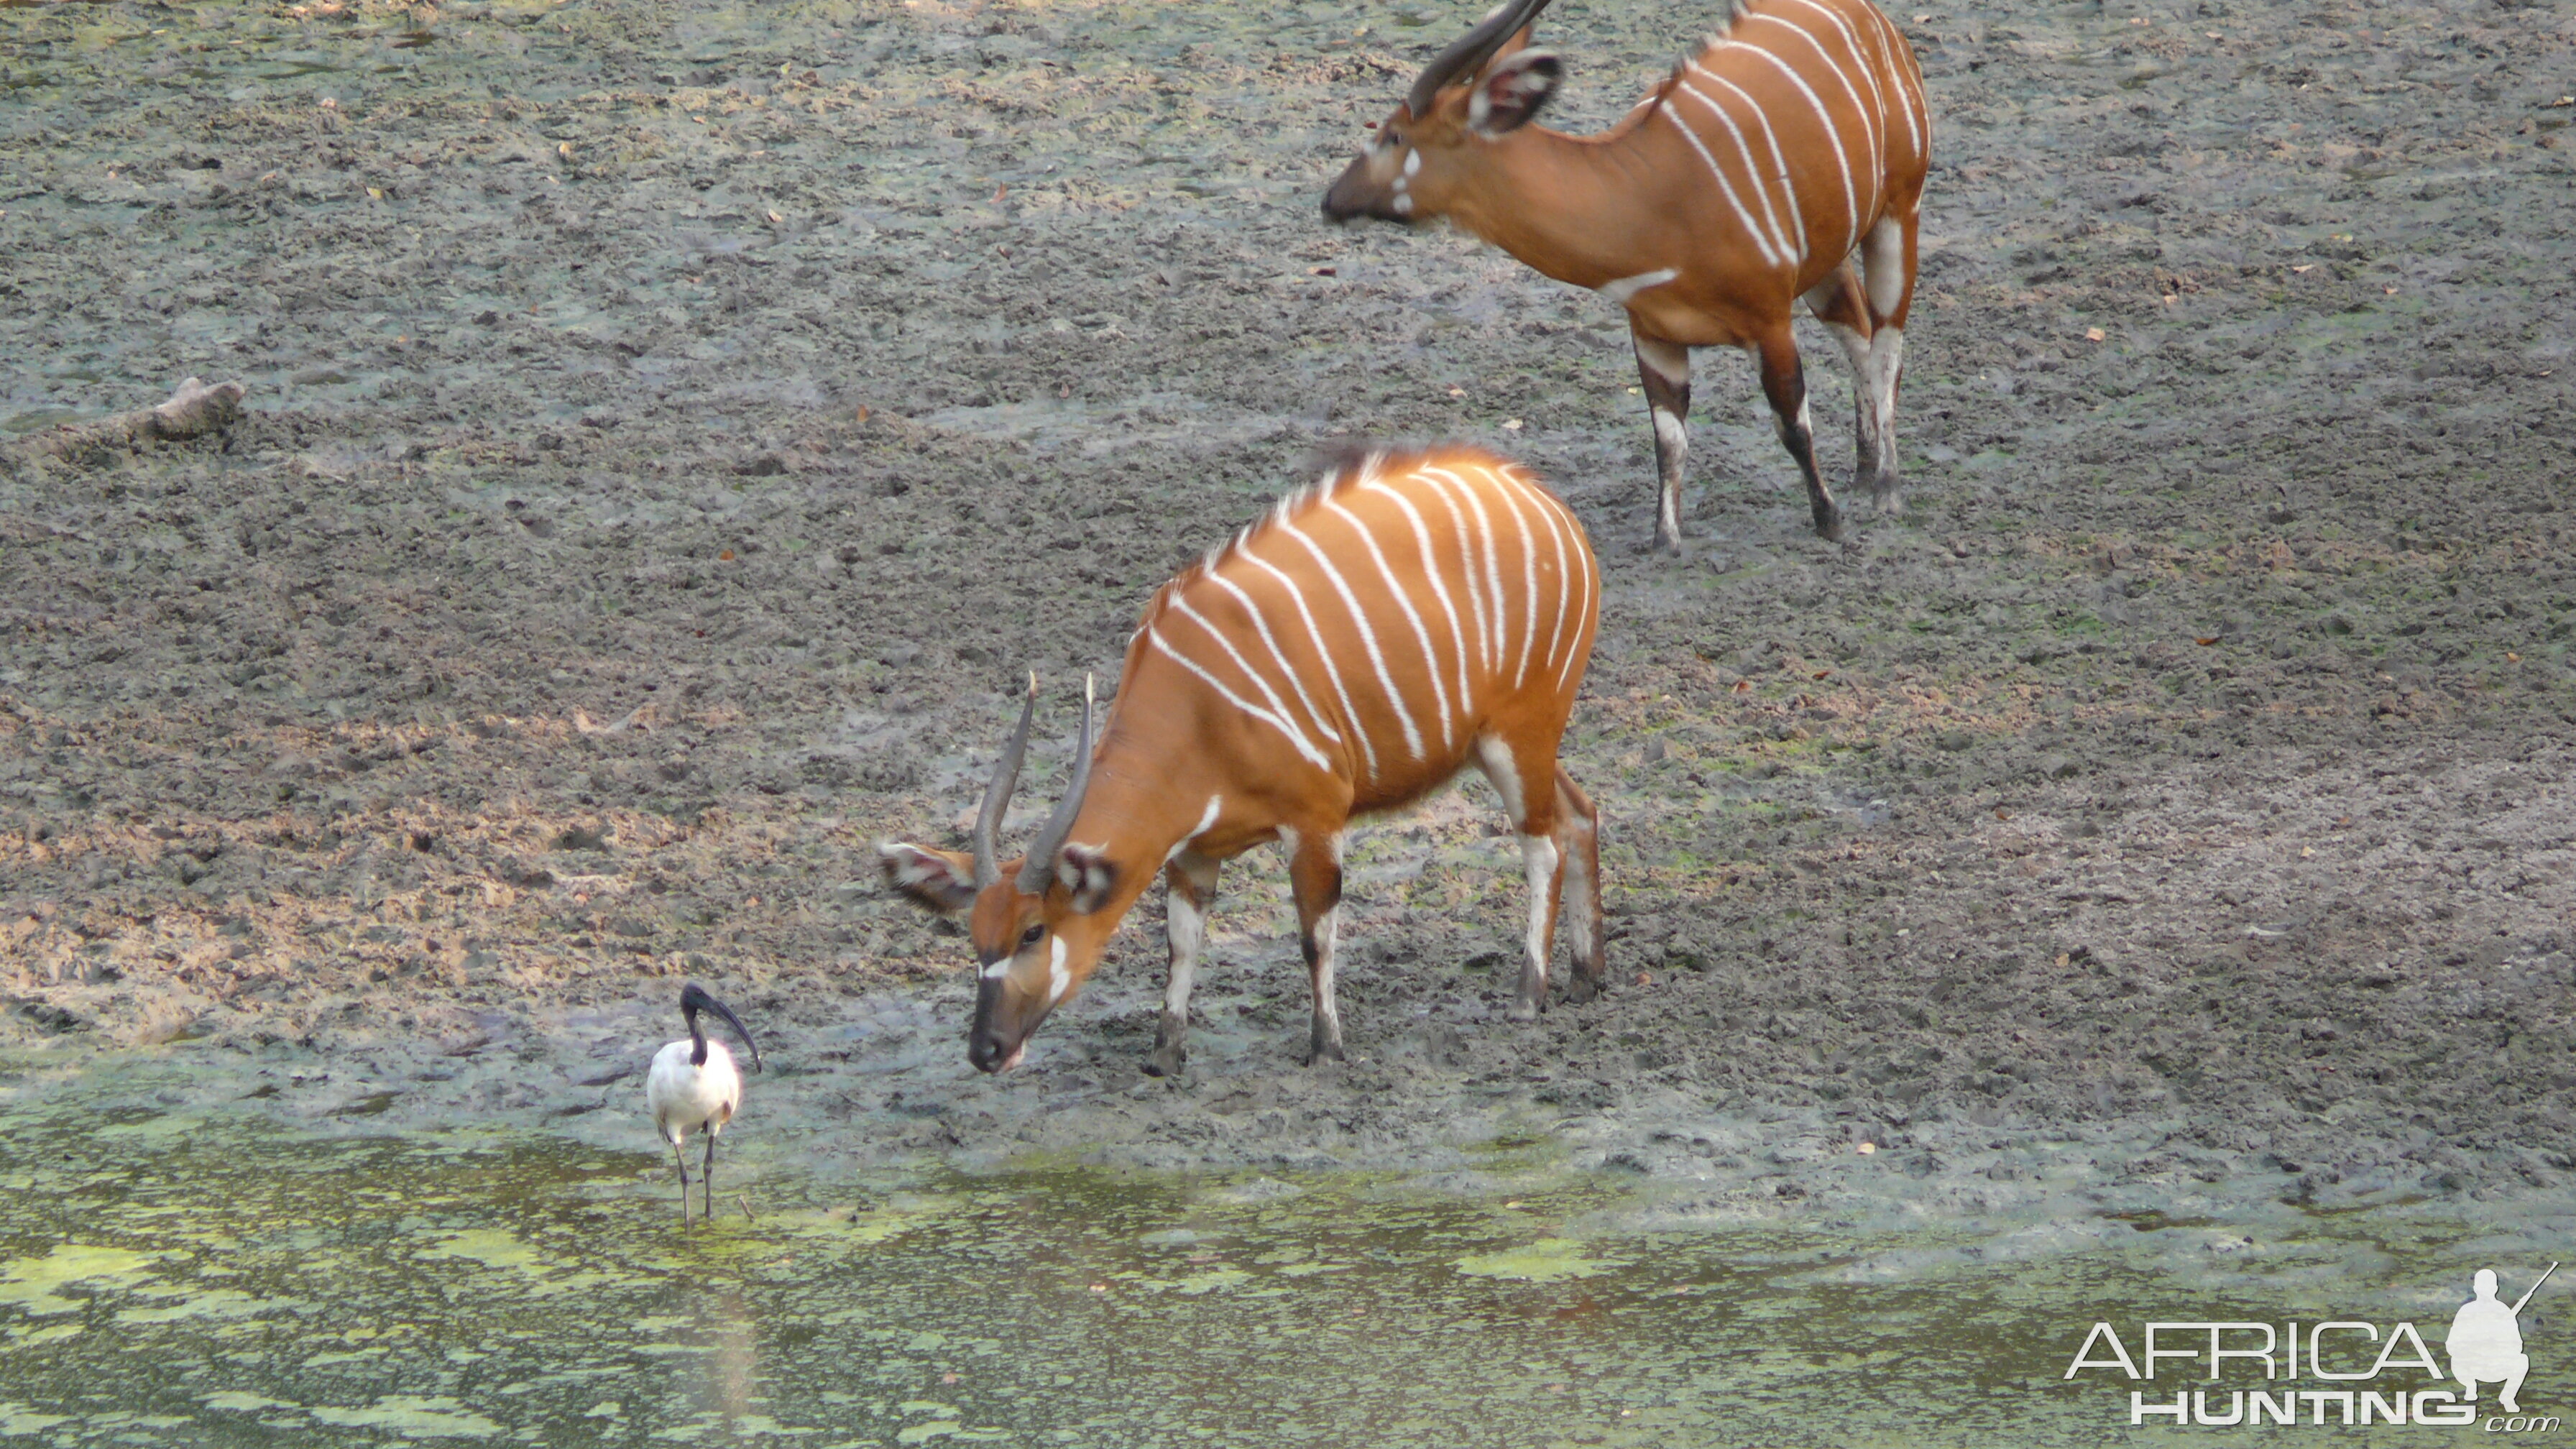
3,0,2575,1246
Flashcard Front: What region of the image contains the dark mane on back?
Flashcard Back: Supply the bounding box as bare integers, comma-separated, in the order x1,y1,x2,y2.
1133,443,1472,636
1632,1,1754,126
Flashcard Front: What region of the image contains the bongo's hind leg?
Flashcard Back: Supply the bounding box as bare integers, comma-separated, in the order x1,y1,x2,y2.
1477,736,1565,1019
1553,765,1606,1001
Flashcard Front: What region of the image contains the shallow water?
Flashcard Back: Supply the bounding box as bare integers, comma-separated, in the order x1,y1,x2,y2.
4,1047,2570,1445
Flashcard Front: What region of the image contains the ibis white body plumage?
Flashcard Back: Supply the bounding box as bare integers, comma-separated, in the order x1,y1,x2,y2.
647,1036,741,1150
645,983,763,1226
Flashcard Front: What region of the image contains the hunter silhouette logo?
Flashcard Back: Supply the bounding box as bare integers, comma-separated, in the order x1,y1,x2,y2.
2064,1261,2561,1429
2450,1264,2554,1413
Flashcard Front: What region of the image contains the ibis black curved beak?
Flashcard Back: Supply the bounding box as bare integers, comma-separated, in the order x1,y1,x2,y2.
679,981,764,1072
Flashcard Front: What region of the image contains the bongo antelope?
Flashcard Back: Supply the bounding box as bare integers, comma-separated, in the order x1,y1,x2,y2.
878,446,1604,1076
1323,0,1931,549
645,983,763,1226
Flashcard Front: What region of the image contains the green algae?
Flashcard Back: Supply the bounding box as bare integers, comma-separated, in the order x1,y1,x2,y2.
1452,1236,1625,1282
4,1044,2573,1445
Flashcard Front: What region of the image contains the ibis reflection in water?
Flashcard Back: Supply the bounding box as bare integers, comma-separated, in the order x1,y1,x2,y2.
645,982,764,1226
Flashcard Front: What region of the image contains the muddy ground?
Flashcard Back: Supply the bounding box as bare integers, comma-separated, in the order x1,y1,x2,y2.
2,0,2574,1226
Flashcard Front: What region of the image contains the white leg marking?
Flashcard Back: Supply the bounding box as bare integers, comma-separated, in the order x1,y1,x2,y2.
1868,324,1905,500
1476,735,1527,821
1821,318,1871,375
1653,405,1690,461
1560,823,1597,966
1863,213,1907,318
1869,326,1905,431
1519,832,1561,986
1309,903,1341,1042
1653,405,1690,539
1322,496,1454,750
1634,335,1690,387
1164,889,1204,1018
1795,395,1814,438
1597,267,1680,305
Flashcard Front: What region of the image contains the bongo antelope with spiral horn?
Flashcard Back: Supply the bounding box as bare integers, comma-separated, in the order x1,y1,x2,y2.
1323,0,1931,549
878,446,1604,1076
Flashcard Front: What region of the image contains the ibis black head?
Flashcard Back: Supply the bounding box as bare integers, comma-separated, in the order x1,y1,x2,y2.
678,982,764,1072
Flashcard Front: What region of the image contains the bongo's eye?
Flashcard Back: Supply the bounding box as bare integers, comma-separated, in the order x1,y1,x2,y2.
1019,922,1045,948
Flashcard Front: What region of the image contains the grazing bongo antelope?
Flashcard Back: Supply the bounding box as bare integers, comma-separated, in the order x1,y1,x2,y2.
1322,0,1931,549
878,446,1604,1076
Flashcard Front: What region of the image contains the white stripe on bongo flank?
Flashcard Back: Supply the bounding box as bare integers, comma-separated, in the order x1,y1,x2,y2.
1669,76,1793,268
1482,465,1544,680
1672,78,1796,267
1200,571,1343,746
1233,548,1381,778
1359,481,1473,712
1857,1,1925,162
1748,9,1882,225
1322,496,1455,750
1775,0,1887,183
1692,66,1808,267
1658,88,1785,270
1449,466,1512,675
1555,518,1596,694
1412,469,1492,676
1146,625,1333,771
1712,37,1859,259
1278,517,1427,761
1516,479,1595,695
1786,0,1890,125
1169,594,1330,767
1501,469,1577,687
1417,466,1504,673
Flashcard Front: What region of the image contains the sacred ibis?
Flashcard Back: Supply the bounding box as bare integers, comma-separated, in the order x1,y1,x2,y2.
645,982,764,1225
